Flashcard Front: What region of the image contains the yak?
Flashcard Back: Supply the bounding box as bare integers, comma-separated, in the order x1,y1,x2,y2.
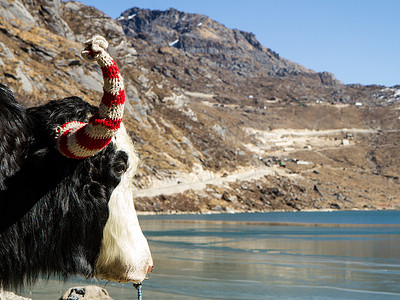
0,36,153,291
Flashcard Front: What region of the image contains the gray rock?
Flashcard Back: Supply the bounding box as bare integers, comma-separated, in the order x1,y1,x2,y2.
212,205,223,212
62,1,136,64
330,203,341,210
212,124,226,139
211,193,222,199
16,71,33,93
20,0,75,40
225,206,235,213
68,67,102,92
0,291,31,300
0,0,37,30
60,286,113,300
0,43,15,60
335,192,346,202
222,193,238,203
260,195,270,205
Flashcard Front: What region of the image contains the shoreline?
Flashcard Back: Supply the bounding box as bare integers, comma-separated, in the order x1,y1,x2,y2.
136,207,400,216
137,209,400,227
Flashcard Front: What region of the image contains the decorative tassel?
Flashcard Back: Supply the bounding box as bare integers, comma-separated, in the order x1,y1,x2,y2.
55,36,125,159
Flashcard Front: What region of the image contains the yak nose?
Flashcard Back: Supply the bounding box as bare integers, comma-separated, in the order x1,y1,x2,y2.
147,265,154,274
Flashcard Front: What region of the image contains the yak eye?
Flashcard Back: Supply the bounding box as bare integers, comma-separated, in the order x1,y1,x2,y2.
112,151,129,177
114,164,126,175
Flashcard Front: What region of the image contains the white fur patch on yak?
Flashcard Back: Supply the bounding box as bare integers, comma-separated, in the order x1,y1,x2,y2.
95,124,153,283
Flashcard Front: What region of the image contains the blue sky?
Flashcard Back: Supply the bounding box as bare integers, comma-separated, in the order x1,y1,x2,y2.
75,0,400,87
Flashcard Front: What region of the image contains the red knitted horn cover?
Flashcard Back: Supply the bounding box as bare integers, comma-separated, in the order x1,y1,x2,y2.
55,36,125,159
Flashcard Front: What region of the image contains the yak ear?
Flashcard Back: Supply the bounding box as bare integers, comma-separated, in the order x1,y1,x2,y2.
0,85,31,189
55,36,126,159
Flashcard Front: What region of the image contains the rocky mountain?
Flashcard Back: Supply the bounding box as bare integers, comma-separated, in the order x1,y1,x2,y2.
1,0,399,213
119,7,315,77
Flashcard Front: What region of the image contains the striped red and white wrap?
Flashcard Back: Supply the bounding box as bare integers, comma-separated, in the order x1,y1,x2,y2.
55,36,125,159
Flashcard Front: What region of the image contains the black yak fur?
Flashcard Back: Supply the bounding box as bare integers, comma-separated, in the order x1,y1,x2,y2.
0,84,130,290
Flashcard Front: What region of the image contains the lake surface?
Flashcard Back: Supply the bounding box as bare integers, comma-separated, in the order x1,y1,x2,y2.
19,211,400,299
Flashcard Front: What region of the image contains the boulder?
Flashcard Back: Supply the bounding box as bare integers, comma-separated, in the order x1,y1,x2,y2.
60,286,113,300
0,291,31,300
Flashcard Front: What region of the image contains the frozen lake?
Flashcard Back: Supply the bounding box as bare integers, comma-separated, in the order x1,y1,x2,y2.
18,210,400,299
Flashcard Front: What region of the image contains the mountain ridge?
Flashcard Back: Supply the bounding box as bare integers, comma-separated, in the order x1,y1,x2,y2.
119,6,338,82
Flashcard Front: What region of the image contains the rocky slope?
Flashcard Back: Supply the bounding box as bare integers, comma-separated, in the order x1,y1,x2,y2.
120,7,316,77
1,0,399,214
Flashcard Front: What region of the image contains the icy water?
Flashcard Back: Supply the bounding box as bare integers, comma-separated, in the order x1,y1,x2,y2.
19,210,400,299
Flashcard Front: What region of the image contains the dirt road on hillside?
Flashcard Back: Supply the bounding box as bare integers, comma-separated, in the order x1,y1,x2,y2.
135,165,288,198
136,128,381,198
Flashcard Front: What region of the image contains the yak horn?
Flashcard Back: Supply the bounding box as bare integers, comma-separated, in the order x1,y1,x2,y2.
55,36,125,159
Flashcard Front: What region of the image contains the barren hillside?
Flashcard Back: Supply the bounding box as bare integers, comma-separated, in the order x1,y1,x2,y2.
1,0,399,213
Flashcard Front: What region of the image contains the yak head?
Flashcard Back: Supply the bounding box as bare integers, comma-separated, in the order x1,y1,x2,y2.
0,36,153,289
